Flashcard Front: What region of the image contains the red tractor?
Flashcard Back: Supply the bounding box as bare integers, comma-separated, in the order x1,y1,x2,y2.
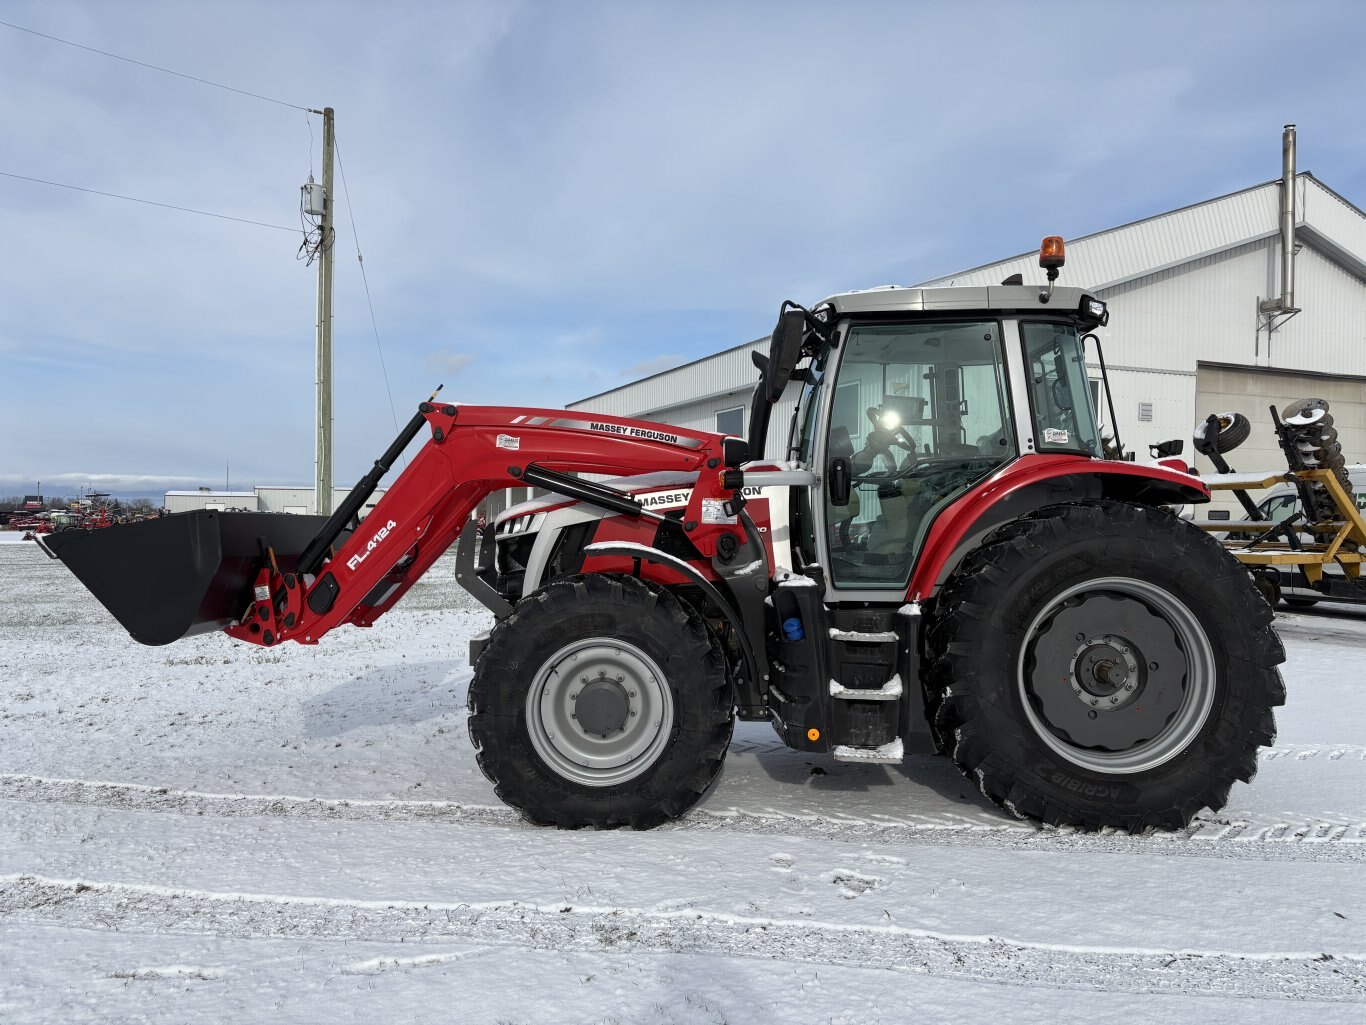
44,240,1283,833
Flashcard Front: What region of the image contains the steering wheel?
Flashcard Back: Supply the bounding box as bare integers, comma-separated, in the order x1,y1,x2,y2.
864,406,918,453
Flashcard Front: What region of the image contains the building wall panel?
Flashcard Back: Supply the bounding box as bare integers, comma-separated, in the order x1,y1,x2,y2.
1195,364,1366,515
163,492,259,514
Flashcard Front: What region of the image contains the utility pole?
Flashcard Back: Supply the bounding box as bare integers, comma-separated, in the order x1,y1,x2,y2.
314,106,336,515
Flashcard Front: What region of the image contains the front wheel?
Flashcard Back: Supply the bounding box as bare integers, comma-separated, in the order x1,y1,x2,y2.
927,501,1285,832
467,574,734,829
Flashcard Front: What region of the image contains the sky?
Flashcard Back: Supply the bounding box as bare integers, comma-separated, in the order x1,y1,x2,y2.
3,0,1366,499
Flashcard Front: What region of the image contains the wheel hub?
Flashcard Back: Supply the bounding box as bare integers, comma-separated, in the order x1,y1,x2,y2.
1070,635,1140,705
525,638,674,788
575,676,630,738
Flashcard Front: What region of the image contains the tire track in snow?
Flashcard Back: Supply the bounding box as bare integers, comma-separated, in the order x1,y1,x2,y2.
682,809,1366,861
3,773,1364,863
1,875,1360,1002
1259,744,1366,761
0,773,520,827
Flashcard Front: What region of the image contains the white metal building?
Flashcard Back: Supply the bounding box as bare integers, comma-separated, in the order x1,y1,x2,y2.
571,169,1366,512
163,491,259,514
163,486,388,517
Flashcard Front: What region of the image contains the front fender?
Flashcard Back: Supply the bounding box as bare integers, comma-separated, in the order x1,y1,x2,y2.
581,541,764,713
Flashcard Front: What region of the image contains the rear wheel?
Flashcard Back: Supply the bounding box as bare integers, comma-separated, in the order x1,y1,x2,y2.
927,501,1284,832
468,573,734,828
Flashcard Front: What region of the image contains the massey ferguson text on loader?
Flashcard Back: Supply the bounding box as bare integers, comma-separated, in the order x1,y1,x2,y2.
43,238,1285,832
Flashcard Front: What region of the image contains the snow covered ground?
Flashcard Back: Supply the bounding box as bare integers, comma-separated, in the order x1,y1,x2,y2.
1,537,1363,1023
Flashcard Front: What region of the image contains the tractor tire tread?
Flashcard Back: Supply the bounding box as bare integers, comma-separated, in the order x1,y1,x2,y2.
925,500,1284,833
468,573,733,830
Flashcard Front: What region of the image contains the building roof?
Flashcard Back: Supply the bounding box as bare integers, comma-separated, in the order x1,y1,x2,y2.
572,336,767,406
164,491,257,497
572,172,1366,410
253,485,387,492
917,172,1366,290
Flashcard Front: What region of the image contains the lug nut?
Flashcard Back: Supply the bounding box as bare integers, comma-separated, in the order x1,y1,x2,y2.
1088,710,1098,719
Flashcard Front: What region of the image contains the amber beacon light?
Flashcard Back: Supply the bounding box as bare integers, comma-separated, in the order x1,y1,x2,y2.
1038,235,1066,302
1039,235,1066,270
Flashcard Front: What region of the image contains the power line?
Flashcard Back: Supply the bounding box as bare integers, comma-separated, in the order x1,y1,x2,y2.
0,18,317,113
0,170,296,232
334,137,405,455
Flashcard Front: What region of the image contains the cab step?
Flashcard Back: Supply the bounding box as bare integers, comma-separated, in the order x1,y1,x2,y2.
829,674,903,701
828,628,899,643
832,738,905,764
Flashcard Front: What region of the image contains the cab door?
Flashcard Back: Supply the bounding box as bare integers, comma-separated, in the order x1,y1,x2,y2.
793,319,1018,598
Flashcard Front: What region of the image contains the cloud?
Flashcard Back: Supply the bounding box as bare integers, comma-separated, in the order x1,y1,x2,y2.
0,472,225,498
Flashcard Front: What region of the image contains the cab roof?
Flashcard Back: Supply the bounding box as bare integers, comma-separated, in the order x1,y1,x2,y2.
822,284,1096,317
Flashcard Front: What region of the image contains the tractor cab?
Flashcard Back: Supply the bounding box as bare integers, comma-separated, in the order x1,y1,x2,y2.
753,273,1112,599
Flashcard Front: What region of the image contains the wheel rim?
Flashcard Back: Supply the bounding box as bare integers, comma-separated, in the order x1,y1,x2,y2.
525,638,675,787
1018,576,1216,774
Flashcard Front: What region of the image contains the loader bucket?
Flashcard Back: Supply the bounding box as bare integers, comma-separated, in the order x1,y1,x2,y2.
43,510,330,646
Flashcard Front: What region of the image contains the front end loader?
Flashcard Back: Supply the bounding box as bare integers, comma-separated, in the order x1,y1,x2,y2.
43,238,1285,833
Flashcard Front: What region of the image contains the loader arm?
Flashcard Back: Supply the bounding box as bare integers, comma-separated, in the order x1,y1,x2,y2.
225,403,747,648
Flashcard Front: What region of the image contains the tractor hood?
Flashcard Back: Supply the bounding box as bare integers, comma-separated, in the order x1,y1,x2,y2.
494,461,799,528
494,470,702,527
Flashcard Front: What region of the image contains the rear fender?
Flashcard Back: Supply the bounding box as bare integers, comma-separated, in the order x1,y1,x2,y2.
909,457,1208,599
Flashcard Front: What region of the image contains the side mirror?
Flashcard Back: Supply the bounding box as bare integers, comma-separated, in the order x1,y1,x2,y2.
1151,439,1185,458
828,456,851,507
763,308,806,403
